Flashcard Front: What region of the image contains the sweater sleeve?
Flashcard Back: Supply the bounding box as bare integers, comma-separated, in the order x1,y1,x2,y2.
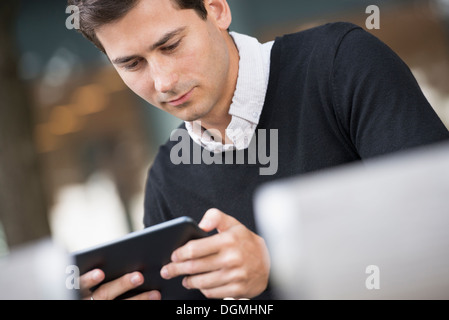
331,27,449,158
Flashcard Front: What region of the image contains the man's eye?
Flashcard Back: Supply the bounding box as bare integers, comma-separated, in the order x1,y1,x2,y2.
161,40,181,52
125,60,141,70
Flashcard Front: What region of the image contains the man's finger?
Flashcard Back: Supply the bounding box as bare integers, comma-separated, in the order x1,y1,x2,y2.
125,290,162,300
161,252,221,280
182,268,240,291
80,269,105,298
92,272,144,300
170,232,225,263
199,208,240,233
200,282,249,300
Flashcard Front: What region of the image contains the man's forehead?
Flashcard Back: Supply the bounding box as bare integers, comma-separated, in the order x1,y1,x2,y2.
96,0,197,57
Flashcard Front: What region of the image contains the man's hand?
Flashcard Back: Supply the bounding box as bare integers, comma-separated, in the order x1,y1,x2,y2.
160,209,271,299
80,269,161,300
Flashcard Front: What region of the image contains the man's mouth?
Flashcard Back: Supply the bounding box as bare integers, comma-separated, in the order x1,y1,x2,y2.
167,88,195,107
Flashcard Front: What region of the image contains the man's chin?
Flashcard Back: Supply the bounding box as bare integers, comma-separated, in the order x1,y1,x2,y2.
180,115,203,123
175,105,208,123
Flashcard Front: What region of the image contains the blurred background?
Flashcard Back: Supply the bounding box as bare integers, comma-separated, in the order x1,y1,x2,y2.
1,0,449,254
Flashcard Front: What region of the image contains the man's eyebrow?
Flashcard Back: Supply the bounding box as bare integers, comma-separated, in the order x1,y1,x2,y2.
111,55,139,65
111,27,187,65
149,26,187,51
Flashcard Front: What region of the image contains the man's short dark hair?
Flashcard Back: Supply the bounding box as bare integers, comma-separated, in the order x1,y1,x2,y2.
67,0,208,53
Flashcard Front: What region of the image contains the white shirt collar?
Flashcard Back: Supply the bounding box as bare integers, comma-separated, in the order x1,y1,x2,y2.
185,31,274,153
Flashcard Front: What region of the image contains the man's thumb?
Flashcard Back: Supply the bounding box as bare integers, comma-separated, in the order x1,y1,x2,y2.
199,208,240,233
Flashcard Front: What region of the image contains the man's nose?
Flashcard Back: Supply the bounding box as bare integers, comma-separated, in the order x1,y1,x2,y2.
152,62,178,94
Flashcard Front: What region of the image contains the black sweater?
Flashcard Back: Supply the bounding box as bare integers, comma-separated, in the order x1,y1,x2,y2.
144,22,449,299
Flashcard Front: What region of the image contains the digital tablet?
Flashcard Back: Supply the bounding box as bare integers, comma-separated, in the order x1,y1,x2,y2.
72,216,208,300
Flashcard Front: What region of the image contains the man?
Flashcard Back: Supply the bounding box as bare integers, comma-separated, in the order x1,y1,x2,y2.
71,0,449,300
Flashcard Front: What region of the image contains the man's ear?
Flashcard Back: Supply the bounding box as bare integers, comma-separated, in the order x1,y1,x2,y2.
204,0,232,30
